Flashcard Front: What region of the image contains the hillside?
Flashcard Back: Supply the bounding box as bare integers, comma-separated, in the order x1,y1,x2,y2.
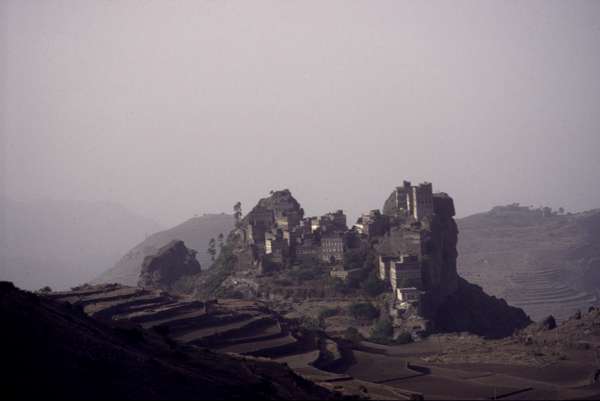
0,198,161,291
457,205,600,321
0,281,339,400
94,213,234,286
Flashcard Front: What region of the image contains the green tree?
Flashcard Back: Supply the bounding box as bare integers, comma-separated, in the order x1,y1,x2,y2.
217,233,224,250
208,238,217,262
348,302,379,321
362,269,385,297
233,202,242,227
344,327,363,345
370,317,393,340
344,247,366,270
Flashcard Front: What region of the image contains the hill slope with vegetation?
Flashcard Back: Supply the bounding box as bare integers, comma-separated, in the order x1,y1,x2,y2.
457,204,600,321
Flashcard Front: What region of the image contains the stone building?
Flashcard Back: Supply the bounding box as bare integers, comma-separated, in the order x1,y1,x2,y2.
307,210,348,234
265,229,288,265
389,255,421,291
412,182,434,220
322,210,347,232
396,287,420,304
360,209,389,237
378,255,398,281
330,267,362,282
275,210,302,231
389,181,434,221
295,236,320,261
321,234,345,263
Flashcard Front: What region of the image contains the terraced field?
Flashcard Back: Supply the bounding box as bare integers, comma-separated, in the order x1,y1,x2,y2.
47,284,421,400
43,284,600,399
457,207,600,322
504,267,598,322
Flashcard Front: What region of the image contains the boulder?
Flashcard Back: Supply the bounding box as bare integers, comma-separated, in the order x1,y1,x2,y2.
540,315,557,330
138,240,201,291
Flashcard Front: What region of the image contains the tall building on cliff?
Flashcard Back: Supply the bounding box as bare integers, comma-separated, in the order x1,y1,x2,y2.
391,181,434,221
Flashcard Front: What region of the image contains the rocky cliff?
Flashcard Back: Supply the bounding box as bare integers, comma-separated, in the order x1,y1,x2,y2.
434,277,531,338
138,240,202,292
381,189,531,337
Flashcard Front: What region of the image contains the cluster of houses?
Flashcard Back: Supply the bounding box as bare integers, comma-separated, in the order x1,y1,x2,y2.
241,181,436,312
240,190,350,269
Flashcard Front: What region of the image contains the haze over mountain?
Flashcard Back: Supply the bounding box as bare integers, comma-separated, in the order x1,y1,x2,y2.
94,213,234,286
0,197,161,291
3,1,600,227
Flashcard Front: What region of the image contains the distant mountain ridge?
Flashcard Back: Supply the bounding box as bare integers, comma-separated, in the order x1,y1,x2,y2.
94,213,234,286
0,197,161,291
457,204,600,321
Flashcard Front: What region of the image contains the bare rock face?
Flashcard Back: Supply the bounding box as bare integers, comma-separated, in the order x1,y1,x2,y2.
434,278,531,338
420,193,460,313
138,240,201,291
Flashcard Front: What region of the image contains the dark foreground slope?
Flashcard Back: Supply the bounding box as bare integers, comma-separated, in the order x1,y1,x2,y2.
94,213,234,286
0,281,337,400
457,205,600,321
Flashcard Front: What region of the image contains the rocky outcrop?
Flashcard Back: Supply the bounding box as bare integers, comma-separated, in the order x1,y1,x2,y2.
381,189,531,337
94,213,233,286
202,186,532,339
433,278,531,338
243,189,303,224
138,240,201,291
420,193,460,315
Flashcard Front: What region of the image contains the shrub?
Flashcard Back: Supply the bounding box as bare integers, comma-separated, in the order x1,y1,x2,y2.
273,278,293,287
299,316,322,331
369,319,414,345
203,244,237,295
344,247,367,271
289,265,323,282
344,327,363,345
394,331,413,345
298,255,322,270
348,302,379,321
330,278,351,294
362,270,385,297
318,307,339,321
370,318,393,339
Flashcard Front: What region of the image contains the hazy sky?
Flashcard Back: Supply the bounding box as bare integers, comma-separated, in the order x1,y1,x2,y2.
2,0,600,227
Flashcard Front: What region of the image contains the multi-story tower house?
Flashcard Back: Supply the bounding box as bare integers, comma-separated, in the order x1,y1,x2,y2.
321,233,345,264
265,229,288,264
411,182,433,220
391,181,434,221
378,255,398,281
389,254,421,291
